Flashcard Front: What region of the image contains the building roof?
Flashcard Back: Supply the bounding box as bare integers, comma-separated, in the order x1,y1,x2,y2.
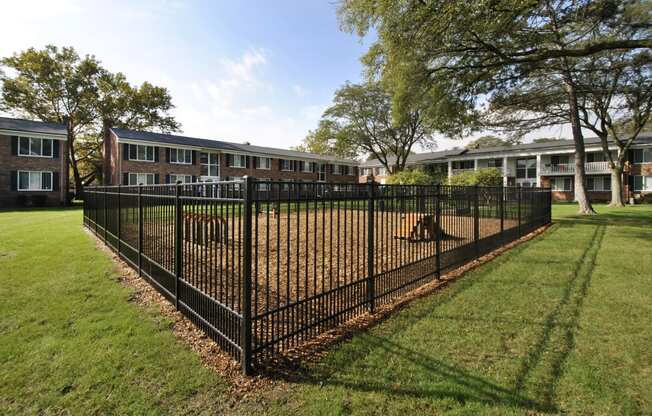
359,149,467,168
111,128,359,164
0,116,67,137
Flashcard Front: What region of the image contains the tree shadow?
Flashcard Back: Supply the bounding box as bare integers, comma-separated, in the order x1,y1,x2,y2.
512,224,605,407
265,222,607,413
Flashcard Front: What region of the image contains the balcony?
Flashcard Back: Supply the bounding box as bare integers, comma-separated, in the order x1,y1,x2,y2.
540,161,611,175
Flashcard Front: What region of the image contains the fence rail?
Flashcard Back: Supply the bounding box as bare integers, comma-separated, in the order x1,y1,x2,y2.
83,179,551,374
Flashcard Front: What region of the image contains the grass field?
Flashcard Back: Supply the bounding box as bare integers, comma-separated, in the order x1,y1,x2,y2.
1,204,651,415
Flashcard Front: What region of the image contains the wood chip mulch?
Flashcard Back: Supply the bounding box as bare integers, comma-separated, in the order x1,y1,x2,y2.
85,222,551,398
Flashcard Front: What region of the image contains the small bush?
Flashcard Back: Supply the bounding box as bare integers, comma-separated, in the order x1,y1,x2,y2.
31,195,48,207
386,168,437,185
447,168,503,187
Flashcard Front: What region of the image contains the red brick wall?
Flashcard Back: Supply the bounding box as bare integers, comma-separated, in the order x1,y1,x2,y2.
109,137,358,185
0,134,67,207
628,163,652,176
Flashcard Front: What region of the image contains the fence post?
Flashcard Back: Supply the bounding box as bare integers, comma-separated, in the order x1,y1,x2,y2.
435,183,442,279
138,184,143,277
174,182,183,310
117,184,121,256
241,176,254,375
103,187,107,242
474,185,479,257
367,177,375,314
500,185,505,244
517,186,522,237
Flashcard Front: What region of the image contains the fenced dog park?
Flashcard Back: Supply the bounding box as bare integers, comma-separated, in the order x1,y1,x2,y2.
83,179,551,374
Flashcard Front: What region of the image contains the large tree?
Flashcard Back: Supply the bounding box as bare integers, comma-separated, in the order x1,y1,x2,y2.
292,119,358,160
1,45,179,193
318,81,438,173
576,50,652,206
1,46,101,198
338,0,651,214
488,49,651,206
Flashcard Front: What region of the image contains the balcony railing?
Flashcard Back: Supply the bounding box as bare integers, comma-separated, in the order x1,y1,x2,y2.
539,161,611,175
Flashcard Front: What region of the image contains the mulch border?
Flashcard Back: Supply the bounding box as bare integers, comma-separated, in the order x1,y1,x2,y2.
85,222,551,397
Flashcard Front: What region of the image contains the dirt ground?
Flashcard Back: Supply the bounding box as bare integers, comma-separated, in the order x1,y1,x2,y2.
126,209,517,316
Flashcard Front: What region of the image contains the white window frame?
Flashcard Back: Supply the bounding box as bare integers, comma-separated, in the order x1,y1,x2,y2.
128,173,155,186
301,161,313,173
170,148,192,164
228,154,247,168
17,170,53,191
587,176,611,191
129,144,155,162
332,164,342,175
257,157,272,170
170,174,192,184
550,177,573,191
18,137,53,158
200,152,220,177
632,175,652,192
280,159,295,172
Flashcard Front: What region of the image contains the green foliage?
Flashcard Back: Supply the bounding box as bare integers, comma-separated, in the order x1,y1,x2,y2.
447,168,503,186
386,168,436,185
466,135,518,149
1,45,180,191
309,81,438,173
292,119,357,159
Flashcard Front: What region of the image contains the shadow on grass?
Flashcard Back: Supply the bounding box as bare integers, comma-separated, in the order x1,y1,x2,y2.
555,206,652,228
267,221,613,413
512,224,605,409
305,334,554,413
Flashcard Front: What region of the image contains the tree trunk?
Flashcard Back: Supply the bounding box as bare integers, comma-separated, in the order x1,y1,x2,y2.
68,131,84,199
564,81,596,215
609,165,625,207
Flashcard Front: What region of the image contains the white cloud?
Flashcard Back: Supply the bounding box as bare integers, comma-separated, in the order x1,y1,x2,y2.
292,84,309,98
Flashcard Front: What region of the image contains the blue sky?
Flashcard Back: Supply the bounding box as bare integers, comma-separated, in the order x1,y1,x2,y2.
1,0,569,152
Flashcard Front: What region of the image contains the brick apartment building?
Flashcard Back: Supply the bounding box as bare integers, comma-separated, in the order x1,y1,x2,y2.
0,117,68,208
103,128,359,186
359,135,652,203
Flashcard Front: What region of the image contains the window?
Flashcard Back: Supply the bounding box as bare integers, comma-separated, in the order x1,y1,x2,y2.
332,164,341,175
516,158,537,179
170,174,192,183
227,154,247,168
341,165,351,175
258,178,271,191
18,137,53,157
374,167,387,176
586,152,607,163
631,175,652,192
486,159,503,168
200,152,219,177
170,148,192,164
256,157,271,170
128,173,155,185
302,161,313,173
587,175,611,191
129,144,155,162
550,154,570,165
280,159,295,171
18,171,53,191
630,148,652,164
361,168,372,176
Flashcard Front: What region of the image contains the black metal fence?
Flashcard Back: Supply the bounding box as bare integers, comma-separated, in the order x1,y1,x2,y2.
84,179,551,374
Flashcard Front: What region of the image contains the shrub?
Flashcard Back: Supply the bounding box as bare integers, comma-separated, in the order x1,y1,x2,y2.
386,168,437,185
447,168,503,187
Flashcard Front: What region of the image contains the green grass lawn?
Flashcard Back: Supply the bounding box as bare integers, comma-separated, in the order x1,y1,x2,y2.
1,204,651,415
